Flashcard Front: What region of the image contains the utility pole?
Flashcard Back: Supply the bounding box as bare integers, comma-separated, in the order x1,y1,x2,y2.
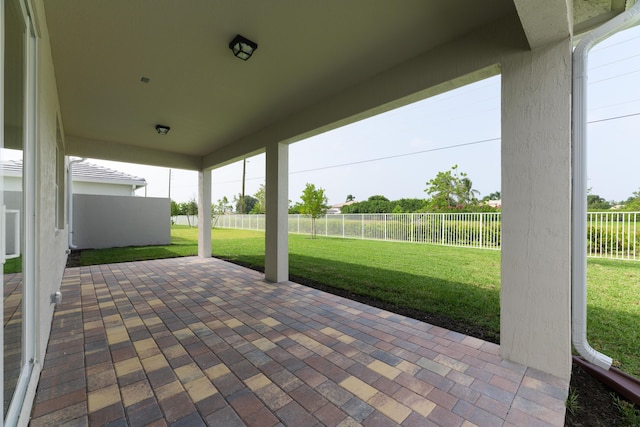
240,159,246,214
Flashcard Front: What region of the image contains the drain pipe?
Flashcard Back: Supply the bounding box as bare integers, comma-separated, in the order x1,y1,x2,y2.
67,157,85,249
572,2,640,370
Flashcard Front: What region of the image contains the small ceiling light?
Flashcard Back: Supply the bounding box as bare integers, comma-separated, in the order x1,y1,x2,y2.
155,125,170,135
229,34,258,61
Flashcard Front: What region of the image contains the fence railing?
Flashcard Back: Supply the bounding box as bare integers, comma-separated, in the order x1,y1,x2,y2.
209,212,640,261
587,211,638,261
214,212,501,249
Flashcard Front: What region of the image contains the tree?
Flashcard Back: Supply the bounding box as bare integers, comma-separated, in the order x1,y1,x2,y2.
213,196,232,215
289,201,303,214
234,194,258,214
623,189,640,211
424,165,479,210
181,199,198,227
346,194,355,202
459,177,480,205
252,184,266,214
341,196,425,213
482,191,501,202
395,198,427,212
587,194,611,211
170,200,181,217
299,183,329,239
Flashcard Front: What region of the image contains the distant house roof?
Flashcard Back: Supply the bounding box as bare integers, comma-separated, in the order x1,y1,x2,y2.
327,200,356,214
330,201,357,209
2,160,147,189
1,160,23,177
72,161,147,189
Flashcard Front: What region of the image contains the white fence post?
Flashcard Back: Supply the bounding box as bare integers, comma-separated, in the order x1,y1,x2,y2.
480,213,484,249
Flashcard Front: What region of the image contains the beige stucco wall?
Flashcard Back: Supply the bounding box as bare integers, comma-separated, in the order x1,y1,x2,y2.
19,0,71,421
500,39,573,380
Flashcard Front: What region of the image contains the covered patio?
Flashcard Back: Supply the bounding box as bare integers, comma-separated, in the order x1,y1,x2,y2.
29,257,567,426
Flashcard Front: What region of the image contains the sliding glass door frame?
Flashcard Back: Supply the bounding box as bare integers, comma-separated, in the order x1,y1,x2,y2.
2,0,37,424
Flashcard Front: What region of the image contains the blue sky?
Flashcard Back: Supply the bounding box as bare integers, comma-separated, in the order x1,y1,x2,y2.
83,25,640,206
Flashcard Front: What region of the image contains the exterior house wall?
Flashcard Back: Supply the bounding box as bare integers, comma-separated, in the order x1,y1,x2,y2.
72,194,170,249
3,175,21,191
25,1,72,420
4,169,139,196
73,180,135,196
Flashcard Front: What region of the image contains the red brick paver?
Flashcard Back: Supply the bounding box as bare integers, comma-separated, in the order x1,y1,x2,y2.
29,257,568,426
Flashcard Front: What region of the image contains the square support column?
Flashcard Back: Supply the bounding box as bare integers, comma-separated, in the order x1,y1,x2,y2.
265,143,289,282
500,39,572,380
198,169,212,258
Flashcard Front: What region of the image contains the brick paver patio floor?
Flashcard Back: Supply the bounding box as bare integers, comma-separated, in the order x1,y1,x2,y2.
29,257,568,426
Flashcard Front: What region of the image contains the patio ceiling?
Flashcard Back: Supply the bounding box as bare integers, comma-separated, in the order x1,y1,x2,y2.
43,1,625,170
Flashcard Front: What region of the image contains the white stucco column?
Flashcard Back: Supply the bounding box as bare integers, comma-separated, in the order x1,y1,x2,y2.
198,169,212,258
264,143,289,282
500,39,573,380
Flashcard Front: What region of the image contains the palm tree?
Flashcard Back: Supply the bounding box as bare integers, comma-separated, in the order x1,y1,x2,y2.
458,177,480,205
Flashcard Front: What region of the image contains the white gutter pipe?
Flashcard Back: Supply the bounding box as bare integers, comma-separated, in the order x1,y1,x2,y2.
67,157,85,249
572,2,640,370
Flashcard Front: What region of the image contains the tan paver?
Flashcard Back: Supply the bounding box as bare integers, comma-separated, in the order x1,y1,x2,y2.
29,257,568,426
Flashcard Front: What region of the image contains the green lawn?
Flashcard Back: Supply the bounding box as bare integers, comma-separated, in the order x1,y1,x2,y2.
2,256,21,275
584,258,640,376
5,225,639,377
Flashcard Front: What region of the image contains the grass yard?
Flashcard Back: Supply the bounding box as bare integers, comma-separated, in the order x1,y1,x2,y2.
78,226,200,266
6,225,639,377
2,256,21,275
584,258,640,376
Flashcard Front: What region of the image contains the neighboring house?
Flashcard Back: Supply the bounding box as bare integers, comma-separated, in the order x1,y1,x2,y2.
2,159,168,252
2,159,147,196
0,160,23,192
327,200,356,214
71,161,147,196
1,1,634,424
485,199,502,208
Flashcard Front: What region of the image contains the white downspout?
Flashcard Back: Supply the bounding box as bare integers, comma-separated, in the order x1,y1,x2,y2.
67,157,85,249
572,2,640,370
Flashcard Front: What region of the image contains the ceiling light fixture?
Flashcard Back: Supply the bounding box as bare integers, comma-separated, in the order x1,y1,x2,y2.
155,125,170,135
229,34,258,61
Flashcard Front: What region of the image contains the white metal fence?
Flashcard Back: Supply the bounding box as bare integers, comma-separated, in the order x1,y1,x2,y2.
215,213,502,248
210,212,640,261
587,211,638,261
172,215,199,226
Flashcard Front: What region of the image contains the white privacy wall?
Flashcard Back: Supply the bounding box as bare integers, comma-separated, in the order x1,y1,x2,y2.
72,195,170,249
